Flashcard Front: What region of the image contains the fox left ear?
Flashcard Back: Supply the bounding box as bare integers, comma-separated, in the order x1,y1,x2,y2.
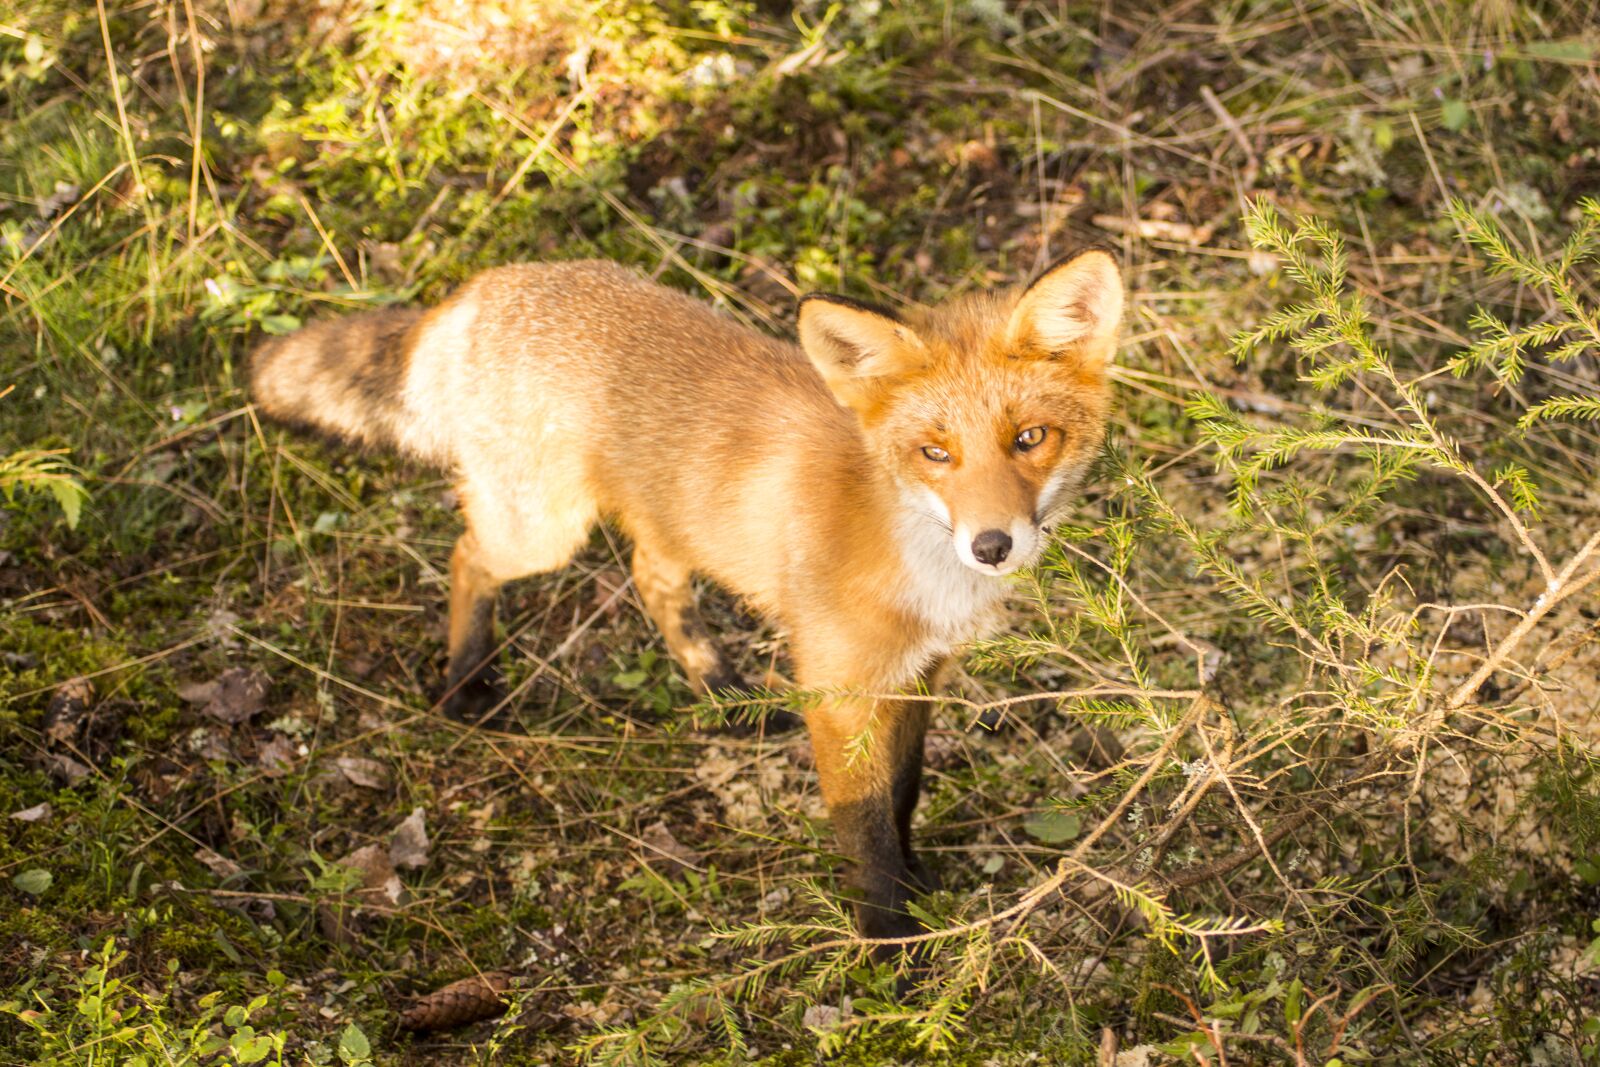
1006,250,1124,368
797,294,927,412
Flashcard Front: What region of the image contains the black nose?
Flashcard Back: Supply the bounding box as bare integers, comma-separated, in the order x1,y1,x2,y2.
971,529,1012,566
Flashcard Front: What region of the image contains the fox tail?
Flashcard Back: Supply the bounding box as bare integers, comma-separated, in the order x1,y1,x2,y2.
249,306,449,464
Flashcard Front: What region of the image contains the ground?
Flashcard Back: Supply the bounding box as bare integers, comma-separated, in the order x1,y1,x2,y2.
3,1,1600,1064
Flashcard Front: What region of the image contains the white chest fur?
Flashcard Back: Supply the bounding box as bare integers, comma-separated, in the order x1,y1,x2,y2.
891,506,1006,679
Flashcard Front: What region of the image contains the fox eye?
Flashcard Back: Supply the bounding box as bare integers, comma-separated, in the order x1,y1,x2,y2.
921,445,951,463
1014,426,1047,452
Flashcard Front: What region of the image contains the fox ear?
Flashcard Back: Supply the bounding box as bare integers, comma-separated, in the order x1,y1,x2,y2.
797,295,926,410
1007,250,1124,368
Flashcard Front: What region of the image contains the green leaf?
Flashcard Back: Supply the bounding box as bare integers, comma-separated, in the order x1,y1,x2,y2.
612,669,649,690
13,868,52,896
47,477,85,528
1441,99,1469,131
259,313,302,336
338,1023,371,1064
1023,810,1081,844
233,1033,275,1064
1524,38,1595,62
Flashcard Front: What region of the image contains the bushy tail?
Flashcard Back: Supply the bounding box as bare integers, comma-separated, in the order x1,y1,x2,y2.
249,307,444,463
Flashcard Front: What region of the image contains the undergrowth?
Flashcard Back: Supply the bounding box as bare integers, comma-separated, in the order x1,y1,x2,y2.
3,0,1599,1064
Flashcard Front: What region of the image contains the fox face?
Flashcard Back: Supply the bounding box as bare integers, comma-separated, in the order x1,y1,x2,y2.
799,251,1123,577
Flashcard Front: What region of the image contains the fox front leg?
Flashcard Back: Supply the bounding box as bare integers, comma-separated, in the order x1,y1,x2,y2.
807,695,934,955
630,540,745,695
631,540,801,734
890,699,940,894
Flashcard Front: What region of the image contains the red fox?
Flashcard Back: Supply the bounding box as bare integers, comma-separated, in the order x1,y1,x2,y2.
250,250,1122,952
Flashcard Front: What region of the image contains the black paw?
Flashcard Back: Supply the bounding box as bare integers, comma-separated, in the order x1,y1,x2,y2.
858,907,923,950
438,669,505,724
904,853,942,895
699,663,749,699
761,706,804,733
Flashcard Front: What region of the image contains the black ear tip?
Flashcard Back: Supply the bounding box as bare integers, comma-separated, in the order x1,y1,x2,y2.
795,292,905,323
1022,246,1123,294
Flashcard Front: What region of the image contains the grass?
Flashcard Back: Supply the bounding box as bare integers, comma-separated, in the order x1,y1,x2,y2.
3,0,1600,1063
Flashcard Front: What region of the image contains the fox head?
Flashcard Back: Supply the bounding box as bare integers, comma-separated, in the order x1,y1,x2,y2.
798,250,1122,577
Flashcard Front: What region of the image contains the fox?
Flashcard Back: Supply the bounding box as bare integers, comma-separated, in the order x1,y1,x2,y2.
249,249,1122,953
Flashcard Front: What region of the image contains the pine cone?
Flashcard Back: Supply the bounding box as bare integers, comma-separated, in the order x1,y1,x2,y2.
398,971,513,1032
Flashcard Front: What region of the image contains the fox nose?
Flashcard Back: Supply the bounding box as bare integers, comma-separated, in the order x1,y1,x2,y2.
971,529,1013,566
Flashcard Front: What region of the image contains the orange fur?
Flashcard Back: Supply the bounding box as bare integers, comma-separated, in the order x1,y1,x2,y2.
250,250,1122,954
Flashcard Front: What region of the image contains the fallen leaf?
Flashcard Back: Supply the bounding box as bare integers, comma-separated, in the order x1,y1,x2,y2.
637,820,702,875
802,1003,843,1031
590,568,630,618
44,753,90,786
1023,809,1081,844
194,846,244,881
13,868,52,896
362,239,407,284
257,735,296,777
335,756,389,790
185,668,269,724
44,677,94,745
9,802,52,823
391,808,430,869
339,843,404,906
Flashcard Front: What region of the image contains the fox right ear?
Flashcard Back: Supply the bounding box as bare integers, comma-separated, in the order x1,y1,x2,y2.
797,295,926,412
1006,250,1124,369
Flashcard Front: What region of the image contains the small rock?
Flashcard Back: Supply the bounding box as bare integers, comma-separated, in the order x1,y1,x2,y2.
187,726,234,762
391,808,430,869
37,181,79,219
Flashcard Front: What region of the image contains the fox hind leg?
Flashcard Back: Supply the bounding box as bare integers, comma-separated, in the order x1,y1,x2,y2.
441,531,505,722
441,478,596,723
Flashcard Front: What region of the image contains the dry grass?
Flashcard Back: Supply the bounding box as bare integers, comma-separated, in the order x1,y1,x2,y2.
2,1,1599,1064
